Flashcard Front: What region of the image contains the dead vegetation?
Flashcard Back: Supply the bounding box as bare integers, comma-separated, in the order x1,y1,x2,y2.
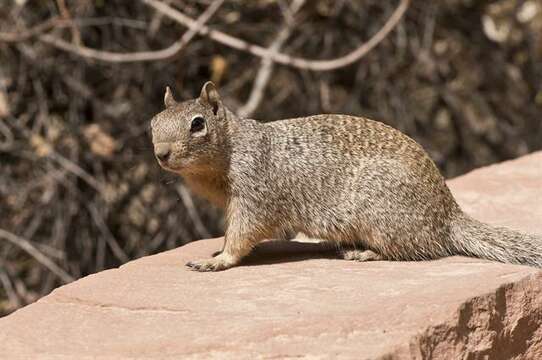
0,0,541,316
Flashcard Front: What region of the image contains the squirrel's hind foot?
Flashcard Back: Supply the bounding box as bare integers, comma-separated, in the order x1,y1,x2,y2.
340,249,384,262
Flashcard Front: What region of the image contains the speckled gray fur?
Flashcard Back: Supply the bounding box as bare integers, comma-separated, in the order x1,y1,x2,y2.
151,82,542,271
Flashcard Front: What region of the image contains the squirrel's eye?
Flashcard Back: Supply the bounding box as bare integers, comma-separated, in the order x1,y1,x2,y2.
190,116,205,133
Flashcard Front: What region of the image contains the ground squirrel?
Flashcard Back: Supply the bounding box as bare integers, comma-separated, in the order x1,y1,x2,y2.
150,82,542,271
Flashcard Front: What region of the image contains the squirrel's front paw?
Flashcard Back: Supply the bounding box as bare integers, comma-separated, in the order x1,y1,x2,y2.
186,253,237,272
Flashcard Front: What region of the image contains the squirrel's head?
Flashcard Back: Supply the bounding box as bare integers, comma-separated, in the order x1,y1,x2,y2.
150,81,229,173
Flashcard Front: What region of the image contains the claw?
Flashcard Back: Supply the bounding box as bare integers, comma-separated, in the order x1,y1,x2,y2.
340,249,383,262
185,254,237,272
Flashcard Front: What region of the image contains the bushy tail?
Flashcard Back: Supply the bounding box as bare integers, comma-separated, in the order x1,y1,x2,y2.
451,213,542,268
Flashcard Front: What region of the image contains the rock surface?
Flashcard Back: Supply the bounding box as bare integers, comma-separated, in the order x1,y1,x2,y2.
1,152,542,359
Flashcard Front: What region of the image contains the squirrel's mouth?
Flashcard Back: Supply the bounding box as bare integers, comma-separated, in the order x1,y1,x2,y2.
157,160,179,172
156,157,187,173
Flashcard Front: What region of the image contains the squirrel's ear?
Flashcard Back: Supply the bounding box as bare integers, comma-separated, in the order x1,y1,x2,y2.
199,81,220,115
164,86,177,108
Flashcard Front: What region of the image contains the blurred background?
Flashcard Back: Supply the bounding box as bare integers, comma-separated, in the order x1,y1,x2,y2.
0,0,541,316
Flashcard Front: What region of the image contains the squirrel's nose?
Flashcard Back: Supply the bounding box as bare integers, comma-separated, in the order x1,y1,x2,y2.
154,143,171,162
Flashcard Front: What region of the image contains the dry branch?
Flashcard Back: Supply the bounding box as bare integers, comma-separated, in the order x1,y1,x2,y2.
176,185,212,240
8,0,409,70
0,268,21,310
88,205,129,263
39,0,225,63
0,17,60,42
0,229,73,284
141,0,410,71
55,0,81,46
237,0,306,118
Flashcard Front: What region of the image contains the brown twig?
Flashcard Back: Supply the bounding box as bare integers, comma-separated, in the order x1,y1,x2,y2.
0,17,148,43
48,151,105,194
87,204,130,263
238,0,305,118
176,185,212,240
0,267,21,309
0,228,74,284
0,120,14,151
56,0,81,46
142,0,410,71
148,0,173,36
11,118,106,193
0,17,60,42
39,0,224,63
7,0,408,70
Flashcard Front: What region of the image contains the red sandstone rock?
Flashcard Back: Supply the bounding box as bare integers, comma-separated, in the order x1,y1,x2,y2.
1,152,541,359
